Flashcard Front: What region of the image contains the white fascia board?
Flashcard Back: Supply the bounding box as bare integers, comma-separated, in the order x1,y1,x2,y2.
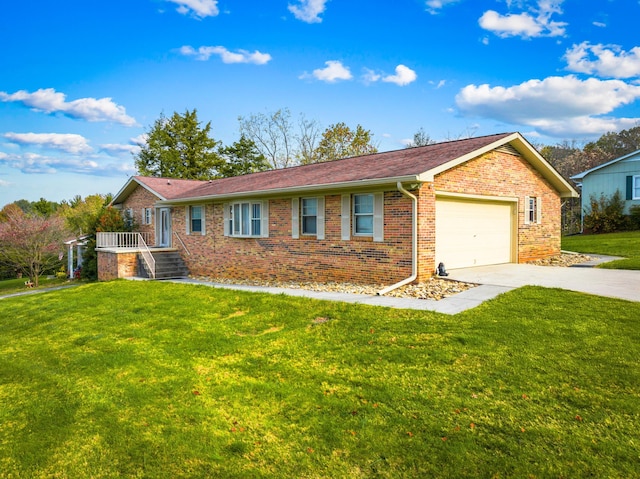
111,176,167,205
155,175,421,206
419,132,579,199
570,149,640,180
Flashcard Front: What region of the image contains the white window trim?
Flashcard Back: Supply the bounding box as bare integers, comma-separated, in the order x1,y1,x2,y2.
224,200,269,238
293,197,325,240
341,193,384,242
633,175,640,200
186,205,205,235
142,208,153,225
524,196,542,225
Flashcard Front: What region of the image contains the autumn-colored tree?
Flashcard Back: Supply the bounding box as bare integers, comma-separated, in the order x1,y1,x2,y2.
313,122,377,162
0,206,68,286
80,205,131,281
60,194,112,236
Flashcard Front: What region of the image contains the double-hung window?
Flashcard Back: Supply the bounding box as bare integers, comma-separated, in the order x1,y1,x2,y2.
340,192,384,241
524,196,541,225
188,205,204,234
301,198,318,235
292,197,324,239
634,175,640,200
226,201,267,237
353,194,374,235
143,208,153,225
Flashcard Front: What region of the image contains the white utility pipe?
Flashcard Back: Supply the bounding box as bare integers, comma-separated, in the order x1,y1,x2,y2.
377,182,418,296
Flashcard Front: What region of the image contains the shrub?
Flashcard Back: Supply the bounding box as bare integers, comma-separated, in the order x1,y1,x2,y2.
583,190,628,233
629,205,640,230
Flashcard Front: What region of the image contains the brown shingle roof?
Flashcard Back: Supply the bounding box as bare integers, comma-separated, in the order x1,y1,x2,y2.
172,133,513,200
133,176,208,200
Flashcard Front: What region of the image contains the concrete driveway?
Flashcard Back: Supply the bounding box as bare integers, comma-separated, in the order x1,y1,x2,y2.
447,262,640,303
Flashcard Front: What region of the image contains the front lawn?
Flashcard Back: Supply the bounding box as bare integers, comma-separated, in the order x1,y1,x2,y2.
562,230,640,269
0,276,68,295
1,281,639,478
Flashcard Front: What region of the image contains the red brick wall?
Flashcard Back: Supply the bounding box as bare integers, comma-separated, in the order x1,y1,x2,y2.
109,148,561,285
172,192,414,285
121,186,158,245
97,251,138,281
434,150,562,264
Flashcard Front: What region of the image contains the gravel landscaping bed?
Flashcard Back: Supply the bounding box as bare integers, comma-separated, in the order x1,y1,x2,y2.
193,254,593,301
193,276,474,301
527,252,593,267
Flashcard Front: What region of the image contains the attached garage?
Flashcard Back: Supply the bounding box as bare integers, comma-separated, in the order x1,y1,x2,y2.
435,196,516,270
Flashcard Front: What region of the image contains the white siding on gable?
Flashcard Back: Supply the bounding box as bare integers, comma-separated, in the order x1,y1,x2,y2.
581,153,640,214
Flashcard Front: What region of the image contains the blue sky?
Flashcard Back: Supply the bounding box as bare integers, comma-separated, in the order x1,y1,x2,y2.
2,0,640,206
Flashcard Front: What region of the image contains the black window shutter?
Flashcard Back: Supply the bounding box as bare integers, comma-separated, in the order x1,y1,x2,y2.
626,176,633,200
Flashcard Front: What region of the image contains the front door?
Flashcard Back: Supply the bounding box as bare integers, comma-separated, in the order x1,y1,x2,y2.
158,208,172,247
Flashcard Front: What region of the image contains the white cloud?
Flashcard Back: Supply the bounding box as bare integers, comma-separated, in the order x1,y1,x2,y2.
180,45,272,64
425,0,460,14
167,0,218,18
100,143,141,156
382,65,418,86
3,132,93,155
0,178,11,187
479,0,567,38
362,68,382,84
302,60,353,83
0,88,137,126
564,42,640,79
455,75,640,137
0,151,135,176
288,0,328,23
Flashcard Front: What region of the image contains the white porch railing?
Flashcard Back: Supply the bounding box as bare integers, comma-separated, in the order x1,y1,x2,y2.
96,232,156,279
96,232,153,249
137,235,156,279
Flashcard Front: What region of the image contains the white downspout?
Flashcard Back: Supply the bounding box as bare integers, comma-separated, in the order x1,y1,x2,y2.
377,182,418,296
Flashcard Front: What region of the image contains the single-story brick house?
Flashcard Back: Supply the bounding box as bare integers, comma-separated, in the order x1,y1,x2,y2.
99,132,577,290
571,148,640,224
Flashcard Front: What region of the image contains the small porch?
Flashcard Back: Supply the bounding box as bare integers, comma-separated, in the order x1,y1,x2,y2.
96,232,189,281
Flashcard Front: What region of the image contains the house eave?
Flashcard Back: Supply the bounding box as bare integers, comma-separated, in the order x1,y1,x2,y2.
571,148,640,180
155,175,422,205
418,132,579,198
111,176,167,205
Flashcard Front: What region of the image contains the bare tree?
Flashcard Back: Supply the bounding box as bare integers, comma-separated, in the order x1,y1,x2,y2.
405,127,436,148
238,108,297,169
297,114,323,165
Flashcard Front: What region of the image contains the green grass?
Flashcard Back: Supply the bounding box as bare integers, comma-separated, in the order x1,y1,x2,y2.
1,281,639,478
0,277,69,295
562,230,640,269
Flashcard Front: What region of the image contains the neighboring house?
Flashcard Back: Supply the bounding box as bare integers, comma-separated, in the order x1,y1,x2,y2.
571,149,640,222
99,132,577,288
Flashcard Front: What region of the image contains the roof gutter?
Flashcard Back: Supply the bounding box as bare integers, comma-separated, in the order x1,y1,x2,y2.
155,175,421,206
377,182,418,296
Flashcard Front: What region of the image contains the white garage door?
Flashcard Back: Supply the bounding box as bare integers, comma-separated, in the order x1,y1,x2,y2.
435,198,514,270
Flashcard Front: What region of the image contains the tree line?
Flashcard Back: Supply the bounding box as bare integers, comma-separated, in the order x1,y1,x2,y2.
135,108,378,179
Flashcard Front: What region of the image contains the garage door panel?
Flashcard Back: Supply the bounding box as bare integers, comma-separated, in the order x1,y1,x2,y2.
435,198,513,270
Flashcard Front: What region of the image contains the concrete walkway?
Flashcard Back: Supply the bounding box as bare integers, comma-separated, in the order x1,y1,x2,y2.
171,277,510,315
5,255,637,314
447,255,640,304
172,254,639,314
